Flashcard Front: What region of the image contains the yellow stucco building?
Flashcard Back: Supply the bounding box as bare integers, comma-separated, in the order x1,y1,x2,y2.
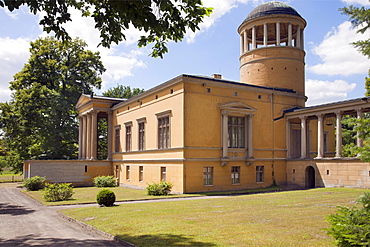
24,1,370,193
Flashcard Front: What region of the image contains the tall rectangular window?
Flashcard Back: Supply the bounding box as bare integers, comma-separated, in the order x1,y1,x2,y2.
125,124,132,152
114,126,120,153
158,116,170,149
231,166,240,184
126,166,130,181
228,116,245,148
139,166,144,182
203,167,213,186
256,166,264,183
161,167,166,182
138,122,145,151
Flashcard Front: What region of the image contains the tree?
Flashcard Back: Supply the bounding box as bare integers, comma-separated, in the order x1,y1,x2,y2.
0,37,105,172
340,5,370,160
0,0,213,58
103,84,144,99
97,85,144,159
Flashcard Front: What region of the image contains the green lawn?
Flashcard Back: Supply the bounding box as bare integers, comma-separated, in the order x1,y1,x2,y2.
23,186,201,206
0,169,22,183
61,188,369,247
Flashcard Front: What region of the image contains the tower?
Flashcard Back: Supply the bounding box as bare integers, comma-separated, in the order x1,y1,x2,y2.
238,1,306,96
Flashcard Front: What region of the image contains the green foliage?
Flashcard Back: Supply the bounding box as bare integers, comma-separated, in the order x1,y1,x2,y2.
22,176,46,191
146,181,173,196
0,0,213,58
340,5,370,59
0,37,105,172
103,85,144,99
327,193,370,246
93,175,117,187
42,183,74,202
96,189,116,207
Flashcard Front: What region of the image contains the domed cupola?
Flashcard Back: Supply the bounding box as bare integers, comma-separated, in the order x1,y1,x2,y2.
238,1,307,96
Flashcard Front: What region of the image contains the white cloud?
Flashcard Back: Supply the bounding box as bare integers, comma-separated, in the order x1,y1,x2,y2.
308,21,369,76
341,0,370,5
185,0,264,43
305,79,356,106
37,8,147,92
0,37,31,102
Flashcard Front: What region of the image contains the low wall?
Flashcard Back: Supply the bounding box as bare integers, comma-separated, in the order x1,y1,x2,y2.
23,160,113,186
287,159,370,189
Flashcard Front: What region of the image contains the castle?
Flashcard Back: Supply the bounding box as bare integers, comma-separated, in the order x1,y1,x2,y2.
24,1,370,193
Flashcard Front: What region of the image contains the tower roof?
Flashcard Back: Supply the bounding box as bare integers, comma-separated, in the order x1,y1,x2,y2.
244,1,302,22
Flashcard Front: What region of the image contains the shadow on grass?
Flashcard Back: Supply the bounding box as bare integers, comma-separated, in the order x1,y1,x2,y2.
117,233,217,247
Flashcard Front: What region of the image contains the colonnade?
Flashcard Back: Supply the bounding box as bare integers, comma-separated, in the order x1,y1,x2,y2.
287,108,364,159
78,110,113,160
239,21,304,55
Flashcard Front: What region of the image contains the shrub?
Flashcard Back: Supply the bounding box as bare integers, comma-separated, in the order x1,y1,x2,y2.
97,189,116,207
146,181,173,196
93,175,117,187
327,192,370,246
42,183,74,202
22,176,46,191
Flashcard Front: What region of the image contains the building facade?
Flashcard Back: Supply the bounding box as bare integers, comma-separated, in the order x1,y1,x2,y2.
24,1,370,193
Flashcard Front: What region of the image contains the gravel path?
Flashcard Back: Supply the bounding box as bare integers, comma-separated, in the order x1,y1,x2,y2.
0,185,124,247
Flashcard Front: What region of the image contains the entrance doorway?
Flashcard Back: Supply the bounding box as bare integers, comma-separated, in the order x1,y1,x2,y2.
305,166,315,189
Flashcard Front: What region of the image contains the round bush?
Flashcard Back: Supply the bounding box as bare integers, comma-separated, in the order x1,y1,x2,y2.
96,189,116,207
22,176,46,191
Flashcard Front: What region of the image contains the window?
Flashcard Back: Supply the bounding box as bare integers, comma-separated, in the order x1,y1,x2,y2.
125,123,132,152
138,122,145,151
228,116,245,148
114,126,121,153
161,167,166,182
158,116,170,149
203,167,213,186
231,166,240,184
126,166,130,180
256,166,264,183
139,166,143,182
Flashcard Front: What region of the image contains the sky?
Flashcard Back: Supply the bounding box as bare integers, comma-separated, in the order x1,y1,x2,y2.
0,0,369,106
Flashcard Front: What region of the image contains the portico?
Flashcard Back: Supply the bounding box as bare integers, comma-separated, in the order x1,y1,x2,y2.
286,97,370,160
76,94,126,161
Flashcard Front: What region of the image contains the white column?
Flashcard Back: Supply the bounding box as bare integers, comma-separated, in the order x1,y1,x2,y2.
300,116,307,158
356,108,363,148
263,22,268,47
288,23,292,46
276,21,280,46
286,118,291,158
244,31,248,52
82,114,88,159
296,25,301,48
317,114,324,158
248,114,254,158
240,33,244,55
222,111,229,158
78,116,83,159
301,29,304,50
86,112,92,160
107,111,113,160
252,25,256,49
335,111,342,158
91,110,98,160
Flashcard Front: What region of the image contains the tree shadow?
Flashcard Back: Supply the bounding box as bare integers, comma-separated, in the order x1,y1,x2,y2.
116,233,217,247
0,203,35,216
0,234,122,247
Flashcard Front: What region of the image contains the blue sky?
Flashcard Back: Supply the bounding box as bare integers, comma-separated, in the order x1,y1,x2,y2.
0,0,369,106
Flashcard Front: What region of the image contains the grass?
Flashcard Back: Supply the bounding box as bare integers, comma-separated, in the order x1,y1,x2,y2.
61,188,369,247
0,169,23,183
23,186,200,206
